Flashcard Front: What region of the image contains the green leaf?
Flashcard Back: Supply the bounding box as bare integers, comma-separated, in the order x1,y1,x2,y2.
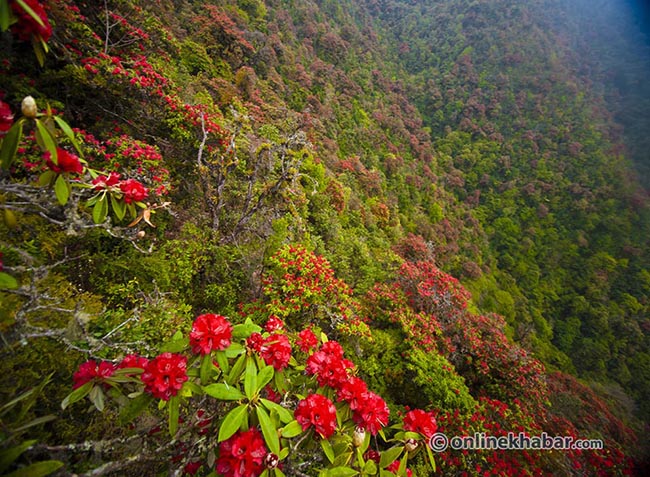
274,369,287,393
38,170,56,186
227,353,247,385
425,444,436,473
256,406,280,455
14,0,45,27
0,440,36,473
35,119,57,161
110,193,126,221
88,386,105,412
10,415,56,434
54,174,70,206
256,365,274,393
53,115,83,157
379,447,404,469
324,467,358,477
397,452,408,476
244,357,257,400
92,196,108,224
360,429,371,453
364,460,378,475
118,393,153,425
215,350,230,373
0,0,11,31
61,381,93,410
278,447,289,460
274,468,286,477
0,272,18,289
280,420,303,438
260,399,293,424
203,383,244,401
218,404,248,442
4,460,64,477
32,37,46,67
169,395,180,437
182,381,203,398
200,354,214,384
321,439,335,464
225,342,245,358
0,119,24,170
232,322,262,339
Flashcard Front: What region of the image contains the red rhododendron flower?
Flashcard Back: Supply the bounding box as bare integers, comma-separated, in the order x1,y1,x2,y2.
216,428,267,477
294,393,338,438
297,327,319,353
10,0,52,42
305,350,353,389
0,100,13,135
387,460,413,477
353,391,389,435
263,385,281,403
336,376,368,409
320,340,344,358
403,409,437,439
118,354,149,372
189,313,232,355
73,360,116,389
140,352,188,400
45,148,83,174
246,332,264,352
264,315,284,332
364,450,380,463
119,178,148,204
92,172,121,190
183,461,202,475
260,333,292,370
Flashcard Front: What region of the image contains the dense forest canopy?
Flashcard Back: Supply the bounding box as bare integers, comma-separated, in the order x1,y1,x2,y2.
0,0,649,475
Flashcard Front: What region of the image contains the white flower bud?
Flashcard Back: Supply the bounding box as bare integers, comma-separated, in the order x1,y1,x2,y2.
21,96,38,118
405,438,419,453
353,426,366,447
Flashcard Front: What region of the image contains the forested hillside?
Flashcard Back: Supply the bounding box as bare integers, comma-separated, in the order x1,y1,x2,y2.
1,0,649,476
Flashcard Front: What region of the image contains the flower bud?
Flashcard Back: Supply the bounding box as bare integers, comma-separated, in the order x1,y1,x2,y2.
21,96,38,118
353,426,366,447
405,438,419,453
264,453,279,469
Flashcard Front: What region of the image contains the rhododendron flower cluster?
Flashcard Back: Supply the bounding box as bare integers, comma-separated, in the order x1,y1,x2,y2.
294,393,338,438
305,340,390,435
0,100,13,134
387,460,413,477
63,311,432,476
297,327,319,353
352,391,390,435
264,315,284,332
45,148,84,175
259,333,292,370
119,178,148,204
92,172,121,190
140,352,188,400
10,0,52,42
216,428,268,477
403,409,438,439
246,332,264,352
306,341,355,388
73,360,116,389
189,313,233,355
118,354,149,371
